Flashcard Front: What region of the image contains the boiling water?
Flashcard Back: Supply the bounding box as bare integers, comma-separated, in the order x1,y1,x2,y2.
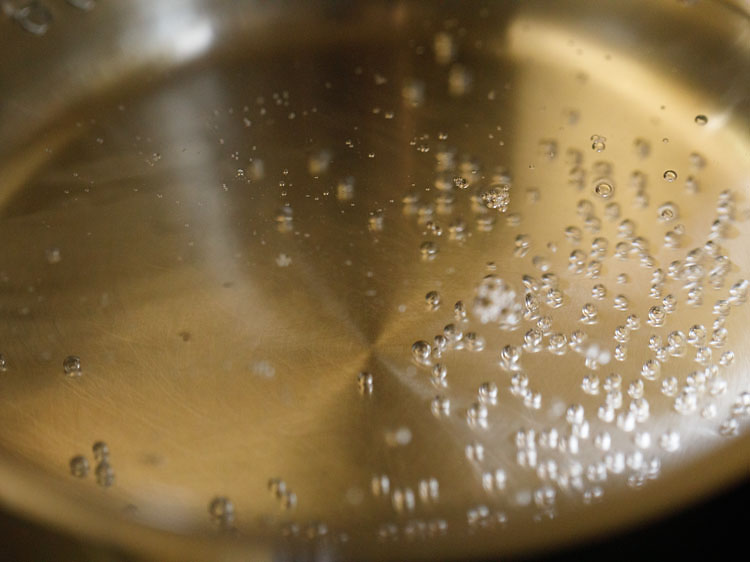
0,1,748,560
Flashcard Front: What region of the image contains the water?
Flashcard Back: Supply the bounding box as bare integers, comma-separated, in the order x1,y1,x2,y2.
0,1,748,559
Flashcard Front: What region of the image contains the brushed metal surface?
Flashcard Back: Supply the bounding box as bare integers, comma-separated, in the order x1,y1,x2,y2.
0,1,748,560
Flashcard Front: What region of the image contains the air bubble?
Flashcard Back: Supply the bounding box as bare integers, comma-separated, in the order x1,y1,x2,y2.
657,202,679,222
357,372,374,394
411,341,432,364
69,455,89,478
594,180,614,199
63,355,82,377
590,135,606,152
453,176,469,190
465,332,485,351
592,284,607,300
663,170,677,182
93,441,109,462
478,382,499,404
209,497,235,527
720,351,735,366
425,291,441,310
580,303,598,324
626,314,641,331
634,138,650,158
46,247,62,264
431,395,451,416
95,462,115,487
613,295,629,311
454,300,468,321
419,241,438,260
565,226,582,244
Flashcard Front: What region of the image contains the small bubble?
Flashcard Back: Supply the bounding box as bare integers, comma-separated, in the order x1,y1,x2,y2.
694,114,708,126
419,241,438,260
647,306,666,327
385,426,413,447
63,355,82,377
443,323,463,344
432,363,448,387
281,491,297,510
467,402,489,428
465,332,485,351
448,64,473,97
69,455,89,478
209,496,235,526
564,226,582,244
582,374,600,395
453,176,469,190
478,382,499,404
626,314,641,330
454,300,468,322
411,341,432,364
45,247,62,264
592,284,607,300
402,78,425,106
719,417,739,437
634,138,651,159
720,351,735,366
538,139,557,160
368,211,385,232
657,202,679,222
275,206,294,232
594,180,614,199
95,461,115,487
357,372,374,394
663,170,677,182
590,135,606,152
433,32,457,64
613,325,630,344
532,256,551,272
92,441,109,462
336,177,355,201
580,303,599,324
547,333,568,355
689,152,706,169
431,395,451,416
523,329,543,352
613,294,629,311
425,291,441,310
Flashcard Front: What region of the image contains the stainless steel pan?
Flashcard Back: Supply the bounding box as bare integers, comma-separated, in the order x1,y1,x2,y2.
0,1,748,560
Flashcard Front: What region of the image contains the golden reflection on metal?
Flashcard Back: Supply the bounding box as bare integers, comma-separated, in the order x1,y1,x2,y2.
0,1,748,561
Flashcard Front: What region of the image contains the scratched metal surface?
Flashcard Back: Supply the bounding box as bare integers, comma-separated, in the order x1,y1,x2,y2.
0,1,748,560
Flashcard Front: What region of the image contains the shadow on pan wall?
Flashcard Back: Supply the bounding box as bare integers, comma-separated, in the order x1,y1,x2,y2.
0,477,746,561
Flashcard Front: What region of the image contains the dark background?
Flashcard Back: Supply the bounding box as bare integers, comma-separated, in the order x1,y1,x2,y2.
519,476,749,561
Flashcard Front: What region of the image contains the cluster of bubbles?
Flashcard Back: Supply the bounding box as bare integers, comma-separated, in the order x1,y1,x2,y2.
69,441,114,488
208,496,235,529
398,110,750,530
268,477,298,511
371,473,440,518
